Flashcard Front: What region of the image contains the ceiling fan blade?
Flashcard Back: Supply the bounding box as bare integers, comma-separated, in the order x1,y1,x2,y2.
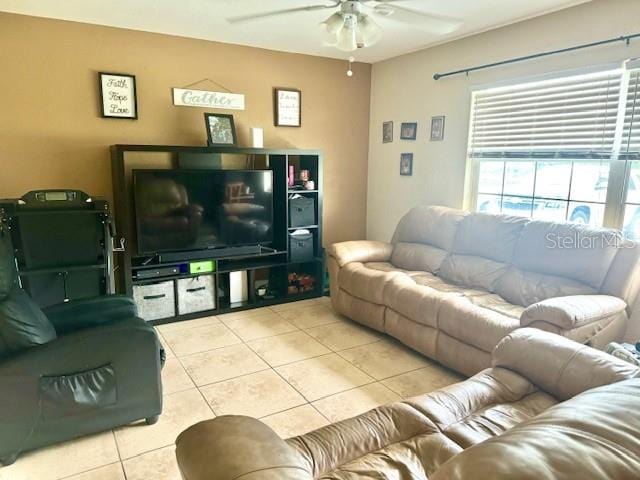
372,4,462,34
227,2,340,24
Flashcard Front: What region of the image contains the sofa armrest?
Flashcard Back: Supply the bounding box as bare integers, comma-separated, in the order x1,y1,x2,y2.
43,295,138,334
327,240,393,267
492,328,639,400
0,317,159,377
176,416,313,480
520,295,627,330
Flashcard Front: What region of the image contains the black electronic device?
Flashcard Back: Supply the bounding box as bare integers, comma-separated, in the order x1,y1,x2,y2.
135,266,181,280
20,189,91,207
133,169,274,255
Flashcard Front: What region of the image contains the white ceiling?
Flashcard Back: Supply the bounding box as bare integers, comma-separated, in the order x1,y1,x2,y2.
0,0,591,63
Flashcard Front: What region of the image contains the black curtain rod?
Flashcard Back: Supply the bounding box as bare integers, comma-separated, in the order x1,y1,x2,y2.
433,32,640,80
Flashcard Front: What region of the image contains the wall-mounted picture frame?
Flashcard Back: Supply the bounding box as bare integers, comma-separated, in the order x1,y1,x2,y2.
274,87,301,127
99,72,138,119
430,115,445,141
400,153,413,176
204,113,237,146
400,122,417,140
383,121,394,143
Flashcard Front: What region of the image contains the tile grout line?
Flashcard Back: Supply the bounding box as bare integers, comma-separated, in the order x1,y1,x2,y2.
243,329,334,369
162,304,339,360
54,462,122,480
174,351,220,418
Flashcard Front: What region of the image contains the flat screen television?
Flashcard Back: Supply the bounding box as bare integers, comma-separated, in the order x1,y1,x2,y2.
133,169,274,254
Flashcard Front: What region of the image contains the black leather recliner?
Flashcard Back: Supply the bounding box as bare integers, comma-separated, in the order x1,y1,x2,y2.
0,230,164,465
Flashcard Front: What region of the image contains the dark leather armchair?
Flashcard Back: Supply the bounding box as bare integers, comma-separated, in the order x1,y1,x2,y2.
0,232,164,465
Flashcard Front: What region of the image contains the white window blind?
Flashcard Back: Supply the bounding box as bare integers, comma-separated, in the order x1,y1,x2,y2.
621,69,640,159
469,69,623,159
467,61,640,233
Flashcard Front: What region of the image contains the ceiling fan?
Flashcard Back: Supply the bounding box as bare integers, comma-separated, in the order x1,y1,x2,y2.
226,1,462,52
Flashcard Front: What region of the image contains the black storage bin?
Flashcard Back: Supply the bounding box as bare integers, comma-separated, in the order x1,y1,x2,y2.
289,231,314,262
289,196,316,227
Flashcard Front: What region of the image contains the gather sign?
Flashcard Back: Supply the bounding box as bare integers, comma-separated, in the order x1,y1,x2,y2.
173,88,245,110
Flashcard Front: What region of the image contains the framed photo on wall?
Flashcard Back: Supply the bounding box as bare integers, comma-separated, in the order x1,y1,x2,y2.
400,153,413,176
99,72,138,119
204,113,237,146
383,121,393,143
400,122,417,140
430,115,445,141
274,87,301,127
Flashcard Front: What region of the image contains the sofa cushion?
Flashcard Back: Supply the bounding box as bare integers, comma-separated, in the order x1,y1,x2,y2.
512,221,620,290
0,287,57,358
412,272,479,294
408,366,554,448
391,206,466,250
495,267,597,307
391,242,448,273
438,294,522,353
384,275,462,328
439,255,510,292
364,261,422,276
430,379,640,480
450,212,528,263
339,262,403,304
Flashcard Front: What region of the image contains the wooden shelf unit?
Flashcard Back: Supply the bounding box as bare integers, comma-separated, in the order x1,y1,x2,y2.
111,145,324,325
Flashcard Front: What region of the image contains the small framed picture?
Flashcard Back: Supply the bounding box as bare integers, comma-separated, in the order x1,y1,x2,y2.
430,115,445,141
400,122,417,140
274,87,301,127
400,153,413,176
99,72,137,119
383,121,393,143
204,113,237,146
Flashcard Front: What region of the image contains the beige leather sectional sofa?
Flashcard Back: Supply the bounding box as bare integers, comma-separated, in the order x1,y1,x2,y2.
175,329,640,480
328,206,640,375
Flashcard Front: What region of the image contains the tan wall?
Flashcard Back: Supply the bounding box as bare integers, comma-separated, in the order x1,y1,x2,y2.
367,0,640,241
0,13,371,246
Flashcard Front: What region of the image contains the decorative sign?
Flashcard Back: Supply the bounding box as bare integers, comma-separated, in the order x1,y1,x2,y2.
274,88,301,127
173,88,245,110
99,72,137,119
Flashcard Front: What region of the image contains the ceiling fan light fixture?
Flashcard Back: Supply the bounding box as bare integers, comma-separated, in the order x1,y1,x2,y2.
336,14,358,52
323,12,344,35
358,14,382,47
321,29,339,46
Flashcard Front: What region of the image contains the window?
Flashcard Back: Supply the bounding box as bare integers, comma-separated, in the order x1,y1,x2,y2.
467,61,640,237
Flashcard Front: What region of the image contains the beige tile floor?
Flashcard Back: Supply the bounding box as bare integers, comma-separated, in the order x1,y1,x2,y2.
0,297,462,480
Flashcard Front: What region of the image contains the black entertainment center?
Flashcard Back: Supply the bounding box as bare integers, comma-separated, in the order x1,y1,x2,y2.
111,144,324,324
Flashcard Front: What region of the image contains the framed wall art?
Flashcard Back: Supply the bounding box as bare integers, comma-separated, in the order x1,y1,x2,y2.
400,153,413,176
274,87,301,127
383,121,393,143
99,72,138,119
400,122,417,140
430,115,445,141
204,113,237,146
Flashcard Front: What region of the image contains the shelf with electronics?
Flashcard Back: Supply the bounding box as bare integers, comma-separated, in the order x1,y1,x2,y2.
111,144,324,325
